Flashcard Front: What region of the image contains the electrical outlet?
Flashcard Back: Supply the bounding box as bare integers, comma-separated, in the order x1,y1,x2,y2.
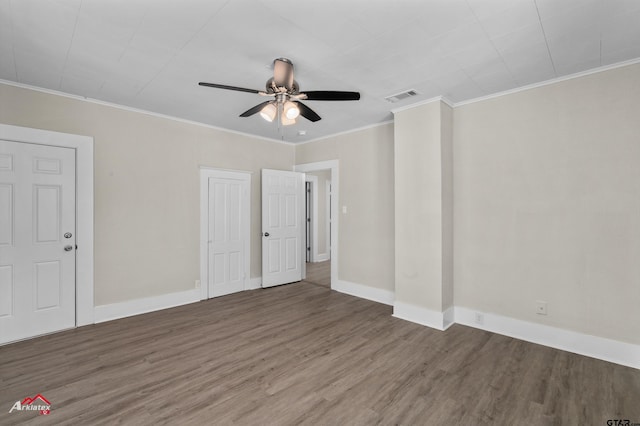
536,301,547,315
474,312,484,325
195,279,201,289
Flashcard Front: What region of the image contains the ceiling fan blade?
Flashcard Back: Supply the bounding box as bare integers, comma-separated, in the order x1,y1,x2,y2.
199,82,261,94
239,101,272,117
302,91,360,101
297,101,321,122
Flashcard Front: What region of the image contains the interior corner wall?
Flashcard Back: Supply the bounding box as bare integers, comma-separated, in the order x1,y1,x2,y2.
295,123,395,292
453,63,640,345
0,82,294,306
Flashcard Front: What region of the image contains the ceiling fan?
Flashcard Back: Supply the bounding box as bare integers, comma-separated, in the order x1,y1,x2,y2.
199,58,360,126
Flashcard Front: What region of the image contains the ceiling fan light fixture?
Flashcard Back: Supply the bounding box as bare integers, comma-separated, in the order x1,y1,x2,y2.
281,114,296,126
283,101,300,120
259,103,277,122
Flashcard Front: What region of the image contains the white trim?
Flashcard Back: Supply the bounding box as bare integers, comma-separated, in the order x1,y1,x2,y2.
334,280,394,306
315,253,330,262
455,57,640,107
294,160,339,289
393,301,454,331
0,79,287,145
245,277,262,290
199,168,251,300
324,179,331,260
94,289,200,323
199,165,256,174
454,307,640,370
443,306,455,330
304,174,319,262
0,124,94,326
391,96,454,114
296,120,394,145
4,57,640,146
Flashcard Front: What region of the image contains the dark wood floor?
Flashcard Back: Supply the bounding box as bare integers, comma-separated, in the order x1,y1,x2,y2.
1,281,639,425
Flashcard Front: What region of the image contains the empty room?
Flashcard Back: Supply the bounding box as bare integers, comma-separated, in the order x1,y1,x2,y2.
1,0,639,424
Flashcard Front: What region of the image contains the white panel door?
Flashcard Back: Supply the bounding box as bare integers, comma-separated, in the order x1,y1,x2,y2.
208,175,248,297
261,169,305,288
0,140,76,344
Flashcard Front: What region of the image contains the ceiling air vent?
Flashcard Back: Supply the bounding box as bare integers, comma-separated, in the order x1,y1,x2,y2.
384,89,419,103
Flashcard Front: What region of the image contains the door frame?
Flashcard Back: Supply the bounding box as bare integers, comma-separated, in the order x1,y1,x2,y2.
199,167,251,300
304,174,318,262
0,123,94,326
325,179,331,260
294,160,339,289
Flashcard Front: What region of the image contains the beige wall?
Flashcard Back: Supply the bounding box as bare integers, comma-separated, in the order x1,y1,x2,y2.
453,63,640,345
306,169,331,257
296,124,395,291
0,83,294,306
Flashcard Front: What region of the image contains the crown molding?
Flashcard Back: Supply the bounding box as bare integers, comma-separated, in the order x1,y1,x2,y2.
295,120,394,146
0,79,288,145
454,57,640,108
390,96,454,114
3,57,639,145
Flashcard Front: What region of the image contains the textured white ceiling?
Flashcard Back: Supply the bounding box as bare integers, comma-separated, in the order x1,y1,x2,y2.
1,0,639,143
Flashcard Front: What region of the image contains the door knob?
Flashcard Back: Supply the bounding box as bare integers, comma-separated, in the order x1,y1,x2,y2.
64,245,73,251
263,232,270,237
64,232,72,239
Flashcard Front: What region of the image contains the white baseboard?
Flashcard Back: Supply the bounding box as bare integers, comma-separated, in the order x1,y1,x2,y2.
334,280,394,306
393,301,454,331
454,307,640,370
94,288,201,323
245,277,262,290
314,253,330,262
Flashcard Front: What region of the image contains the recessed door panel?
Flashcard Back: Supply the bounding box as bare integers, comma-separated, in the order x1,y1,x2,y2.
268,193,280,228
0,184,13,246
35,261,61,310
285,194,296,227
34,185,60,243
0,154,12,170
229,251,240,281
212,182,226,243
213,253,225,285
268,239,281,273
0,265,13,317
228,183,240,242
285,237,297,271
34,157,62,174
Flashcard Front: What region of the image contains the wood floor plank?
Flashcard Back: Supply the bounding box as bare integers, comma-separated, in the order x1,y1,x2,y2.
1,278,639,425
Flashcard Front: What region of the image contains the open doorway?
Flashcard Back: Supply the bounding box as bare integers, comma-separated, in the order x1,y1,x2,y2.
295,160,338,290
304,170,331,287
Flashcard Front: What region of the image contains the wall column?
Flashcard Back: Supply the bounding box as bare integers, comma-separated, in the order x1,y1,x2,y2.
393,99,453,330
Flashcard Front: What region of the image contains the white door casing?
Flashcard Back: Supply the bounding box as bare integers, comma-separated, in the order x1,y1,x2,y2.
325,179,332,258
199,168,250,300
294,160,339,290
0,140,76,344
305,174,318,262
261,169,305,288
